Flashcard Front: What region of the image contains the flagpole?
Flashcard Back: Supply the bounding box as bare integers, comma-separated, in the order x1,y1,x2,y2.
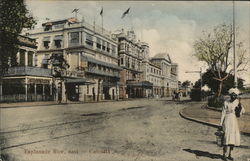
102,13,103,33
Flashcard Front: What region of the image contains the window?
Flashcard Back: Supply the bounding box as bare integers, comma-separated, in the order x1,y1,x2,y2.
42,54,50,69
87,85,89,94
96,38,101,49
85,33,93,46
70,32,79,44
28,51,33,66
102,40,106,51
107,42,110,52
43,41,50,49
120,58,123,65
43,36,50,49
112,45,116,54
54,40,61,48
19,50,25,66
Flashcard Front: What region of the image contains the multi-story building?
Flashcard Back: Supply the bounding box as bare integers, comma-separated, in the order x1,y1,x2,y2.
1,35,53,102
142,52,179,98
24,17,121,102
150,53,179,97
116,30,153,98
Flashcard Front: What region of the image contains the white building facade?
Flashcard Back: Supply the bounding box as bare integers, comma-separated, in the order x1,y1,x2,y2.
24,18,121,102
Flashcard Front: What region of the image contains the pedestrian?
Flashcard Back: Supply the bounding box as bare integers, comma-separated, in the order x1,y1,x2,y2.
219,88,245,161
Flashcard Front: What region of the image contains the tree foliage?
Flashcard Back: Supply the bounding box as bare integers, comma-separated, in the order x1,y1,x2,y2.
202,69,244,95
0,0,36,77
181,80,191,88
193,24,247,96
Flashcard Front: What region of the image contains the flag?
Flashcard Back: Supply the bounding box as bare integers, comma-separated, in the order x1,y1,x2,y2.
121,7,130,19
72,9,79,13
100,7,103,16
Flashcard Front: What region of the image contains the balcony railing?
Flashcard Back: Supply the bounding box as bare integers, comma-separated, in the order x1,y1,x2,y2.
86,67,119,78
5,66,52,77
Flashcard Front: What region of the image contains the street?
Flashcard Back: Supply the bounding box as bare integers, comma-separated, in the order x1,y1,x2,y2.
1,99,250,161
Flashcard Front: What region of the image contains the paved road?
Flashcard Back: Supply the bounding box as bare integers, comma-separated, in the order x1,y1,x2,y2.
0,99,250,161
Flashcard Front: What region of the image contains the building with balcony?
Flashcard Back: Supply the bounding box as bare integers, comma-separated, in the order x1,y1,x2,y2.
0,35,53,102
116,30,153,98
24,17,121,102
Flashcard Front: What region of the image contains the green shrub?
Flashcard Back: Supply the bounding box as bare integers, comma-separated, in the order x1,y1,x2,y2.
208,95,224,108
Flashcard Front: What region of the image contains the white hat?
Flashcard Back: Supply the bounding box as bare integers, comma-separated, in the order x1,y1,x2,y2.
228,88,240,95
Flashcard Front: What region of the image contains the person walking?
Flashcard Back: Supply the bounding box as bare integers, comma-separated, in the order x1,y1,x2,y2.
219,88,245,161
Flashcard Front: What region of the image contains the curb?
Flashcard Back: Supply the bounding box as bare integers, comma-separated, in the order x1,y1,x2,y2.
179,109,219,128
179,108,250,136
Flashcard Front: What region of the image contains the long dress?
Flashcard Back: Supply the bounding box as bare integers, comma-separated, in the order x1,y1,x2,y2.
219,99,245,146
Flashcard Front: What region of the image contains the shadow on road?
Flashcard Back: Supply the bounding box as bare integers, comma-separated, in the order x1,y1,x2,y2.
183,148,223,160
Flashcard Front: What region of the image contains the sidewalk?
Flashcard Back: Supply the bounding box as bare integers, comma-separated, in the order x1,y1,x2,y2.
180,103,250,135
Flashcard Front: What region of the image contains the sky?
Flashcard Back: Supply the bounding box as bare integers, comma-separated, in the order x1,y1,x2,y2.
25,0,250,84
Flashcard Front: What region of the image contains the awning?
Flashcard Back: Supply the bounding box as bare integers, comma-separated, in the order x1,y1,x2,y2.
65,77,95,85
127,81,153,88
54,35,63,41
81,55,122,70
43,36,51,41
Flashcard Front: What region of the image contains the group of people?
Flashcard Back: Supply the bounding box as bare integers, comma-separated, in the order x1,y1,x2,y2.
219,88,245,161
172,90,180,101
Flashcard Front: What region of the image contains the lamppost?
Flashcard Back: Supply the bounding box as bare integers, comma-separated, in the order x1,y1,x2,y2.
186,67,202,101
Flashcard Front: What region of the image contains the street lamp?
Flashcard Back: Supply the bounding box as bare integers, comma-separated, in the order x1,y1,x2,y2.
186,67,202,101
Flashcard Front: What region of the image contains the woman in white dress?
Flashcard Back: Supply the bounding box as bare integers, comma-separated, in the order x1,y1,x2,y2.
219,88,245,161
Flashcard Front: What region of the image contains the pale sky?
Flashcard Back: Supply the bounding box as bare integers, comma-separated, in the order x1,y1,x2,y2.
25,0,250,84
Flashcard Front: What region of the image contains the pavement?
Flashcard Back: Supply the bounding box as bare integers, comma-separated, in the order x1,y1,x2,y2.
1,98,250,135
180,101,250,135
0,98,250,161
0,97,163,109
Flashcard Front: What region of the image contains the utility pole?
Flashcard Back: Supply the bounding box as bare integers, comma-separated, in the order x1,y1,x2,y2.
233,1,237,88
186,68,202,101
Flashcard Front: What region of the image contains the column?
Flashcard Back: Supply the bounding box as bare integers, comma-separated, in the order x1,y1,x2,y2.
50,83,53,95
78,52,81,69
25,77,28,101
34,84,37,101
25,51,28,66
0,80,2,101
32,52,35,66
42,84,45,101
17,51,20,65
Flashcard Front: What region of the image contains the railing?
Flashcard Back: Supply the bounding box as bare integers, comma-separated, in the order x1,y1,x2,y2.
86,67,119,78
5,66,52,77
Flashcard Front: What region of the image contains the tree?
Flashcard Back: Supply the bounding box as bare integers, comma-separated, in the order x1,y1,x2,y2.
202,69,244,95
193,24,247,97
49,54,69,103
181,80,191,88
0,0,36,77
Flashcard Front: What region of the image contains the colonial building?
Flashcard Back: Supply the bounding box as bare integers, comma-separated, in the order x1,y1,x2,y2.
150,53,179,97
116,30,153,99
24,17,121,102
1,35,53,102
141,52,179,98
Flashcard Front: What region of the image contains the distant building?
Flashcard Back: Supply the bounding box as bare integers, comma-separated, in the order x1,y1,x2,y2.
1,35,53,102
116,30,153,99
24,17,121,102
142,53,179,98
